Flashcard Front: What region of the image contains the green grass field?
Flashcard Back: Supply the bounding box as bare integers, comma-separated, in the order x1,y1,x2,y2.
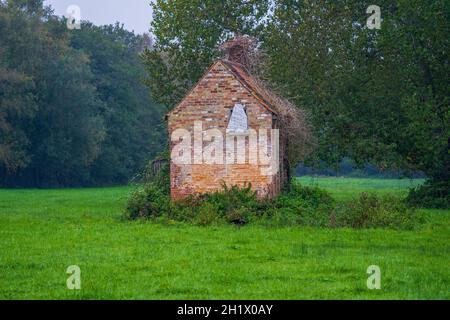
0,178,448,299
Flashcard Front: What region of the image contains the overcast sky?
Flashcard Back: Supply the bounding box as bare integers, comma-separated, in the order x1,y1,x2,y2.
44,0,154,34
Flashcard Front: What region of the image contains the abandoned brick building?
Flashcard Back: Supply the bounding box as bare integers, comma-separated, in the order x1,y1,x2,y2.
167,38,297,200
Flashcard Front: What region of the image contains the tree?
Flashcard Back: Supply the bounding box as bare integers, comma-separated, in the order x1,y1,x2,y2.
264,0,449,206
70,23,166,185
145,0,449,207
0,0,44,178
0,68,36,174
0,0,106,186
143,0,270,107
0,0,166,186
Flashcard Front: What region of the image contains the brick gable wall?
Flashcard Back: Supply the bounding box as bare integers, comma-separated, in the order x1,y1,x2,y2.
168,61,283,199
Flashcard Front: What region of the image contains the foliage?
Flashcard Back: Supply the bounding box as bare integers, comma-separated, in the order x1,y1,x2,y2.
258,183,335,227
296,157,426,179
199,183,260,222
284,182,336,209
124,183,171,220
125,178,422,230
137,151,170,195
407,179,450,209
334,193,424,230
0,0,166,187
0,0,104,186
69,23,166,185
264,0,450,205
145,0,449,206
143,0,269,108
124,182,259,225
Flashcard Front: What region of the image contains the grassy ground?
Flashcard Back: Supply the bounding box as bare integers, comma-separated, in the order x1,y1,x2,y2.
0,178,448,299
298,176,425,200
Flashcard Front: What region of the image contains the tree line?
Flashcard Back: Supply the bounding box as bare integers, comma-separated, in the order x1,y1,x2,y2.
0,0,166,187
143,0,449,207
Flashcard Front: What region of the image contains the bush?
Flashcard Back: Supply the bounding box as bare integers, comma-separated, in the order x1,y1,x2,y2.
180,183,259,225
335,193,424,230
406,179,450,209
124,183,259,225
262,183,335,227
193,202,222,226
140,153,170,195
124,183,171,220
285,182,335,208
124,180,423,230
204,183,260,222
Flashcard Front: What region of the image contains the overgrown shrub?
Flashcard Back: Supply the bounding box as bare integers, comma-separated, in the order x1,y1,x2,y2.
203,183,260,222
193,202,222,226
335,193,424,230
285,182,335,208
124,182,259,224
260,183,335,227
177,183,260,225
124,183,172,220
124,178,423,230
406,179,450,209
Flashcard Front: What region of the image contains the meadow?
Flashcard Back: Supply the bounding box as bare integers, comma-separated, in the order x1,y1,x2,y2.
0,177,448,299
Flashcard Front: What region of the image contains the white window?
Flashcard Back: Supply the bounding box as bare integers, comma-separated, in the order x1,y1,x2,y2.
227,103,248,132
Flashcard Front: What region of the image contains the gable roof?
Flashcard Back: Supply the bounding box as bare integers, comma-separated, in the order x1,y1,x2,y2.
219,59,278,115
167,59,286,119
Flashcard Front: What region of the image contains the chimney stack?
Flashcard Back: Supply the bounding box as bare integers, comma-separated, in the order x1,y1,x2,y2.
221,36,255,68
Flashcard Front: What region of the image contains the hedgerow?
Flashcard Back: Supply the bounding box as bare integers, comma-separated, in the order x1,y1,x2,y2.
124,177,423,230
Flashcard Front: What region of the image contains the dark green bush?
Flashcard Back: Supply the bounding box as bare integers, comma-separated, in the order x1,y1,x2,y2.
124,180,423,230
406,179,450,209
124,183,171,220
262,183,335,227
335,193,424,230
193,202,222,226
203,183,260,221
179,183,259,225
124,182,259,225
285,182,335,208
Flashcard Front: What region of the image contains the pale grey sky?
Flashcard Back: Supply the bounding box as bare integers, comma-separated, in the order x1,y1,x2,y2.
44,0,154,34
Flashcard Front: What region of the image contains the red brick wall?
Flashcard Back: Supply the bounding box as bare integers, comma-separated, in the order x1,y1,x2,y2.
168,61,283,200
